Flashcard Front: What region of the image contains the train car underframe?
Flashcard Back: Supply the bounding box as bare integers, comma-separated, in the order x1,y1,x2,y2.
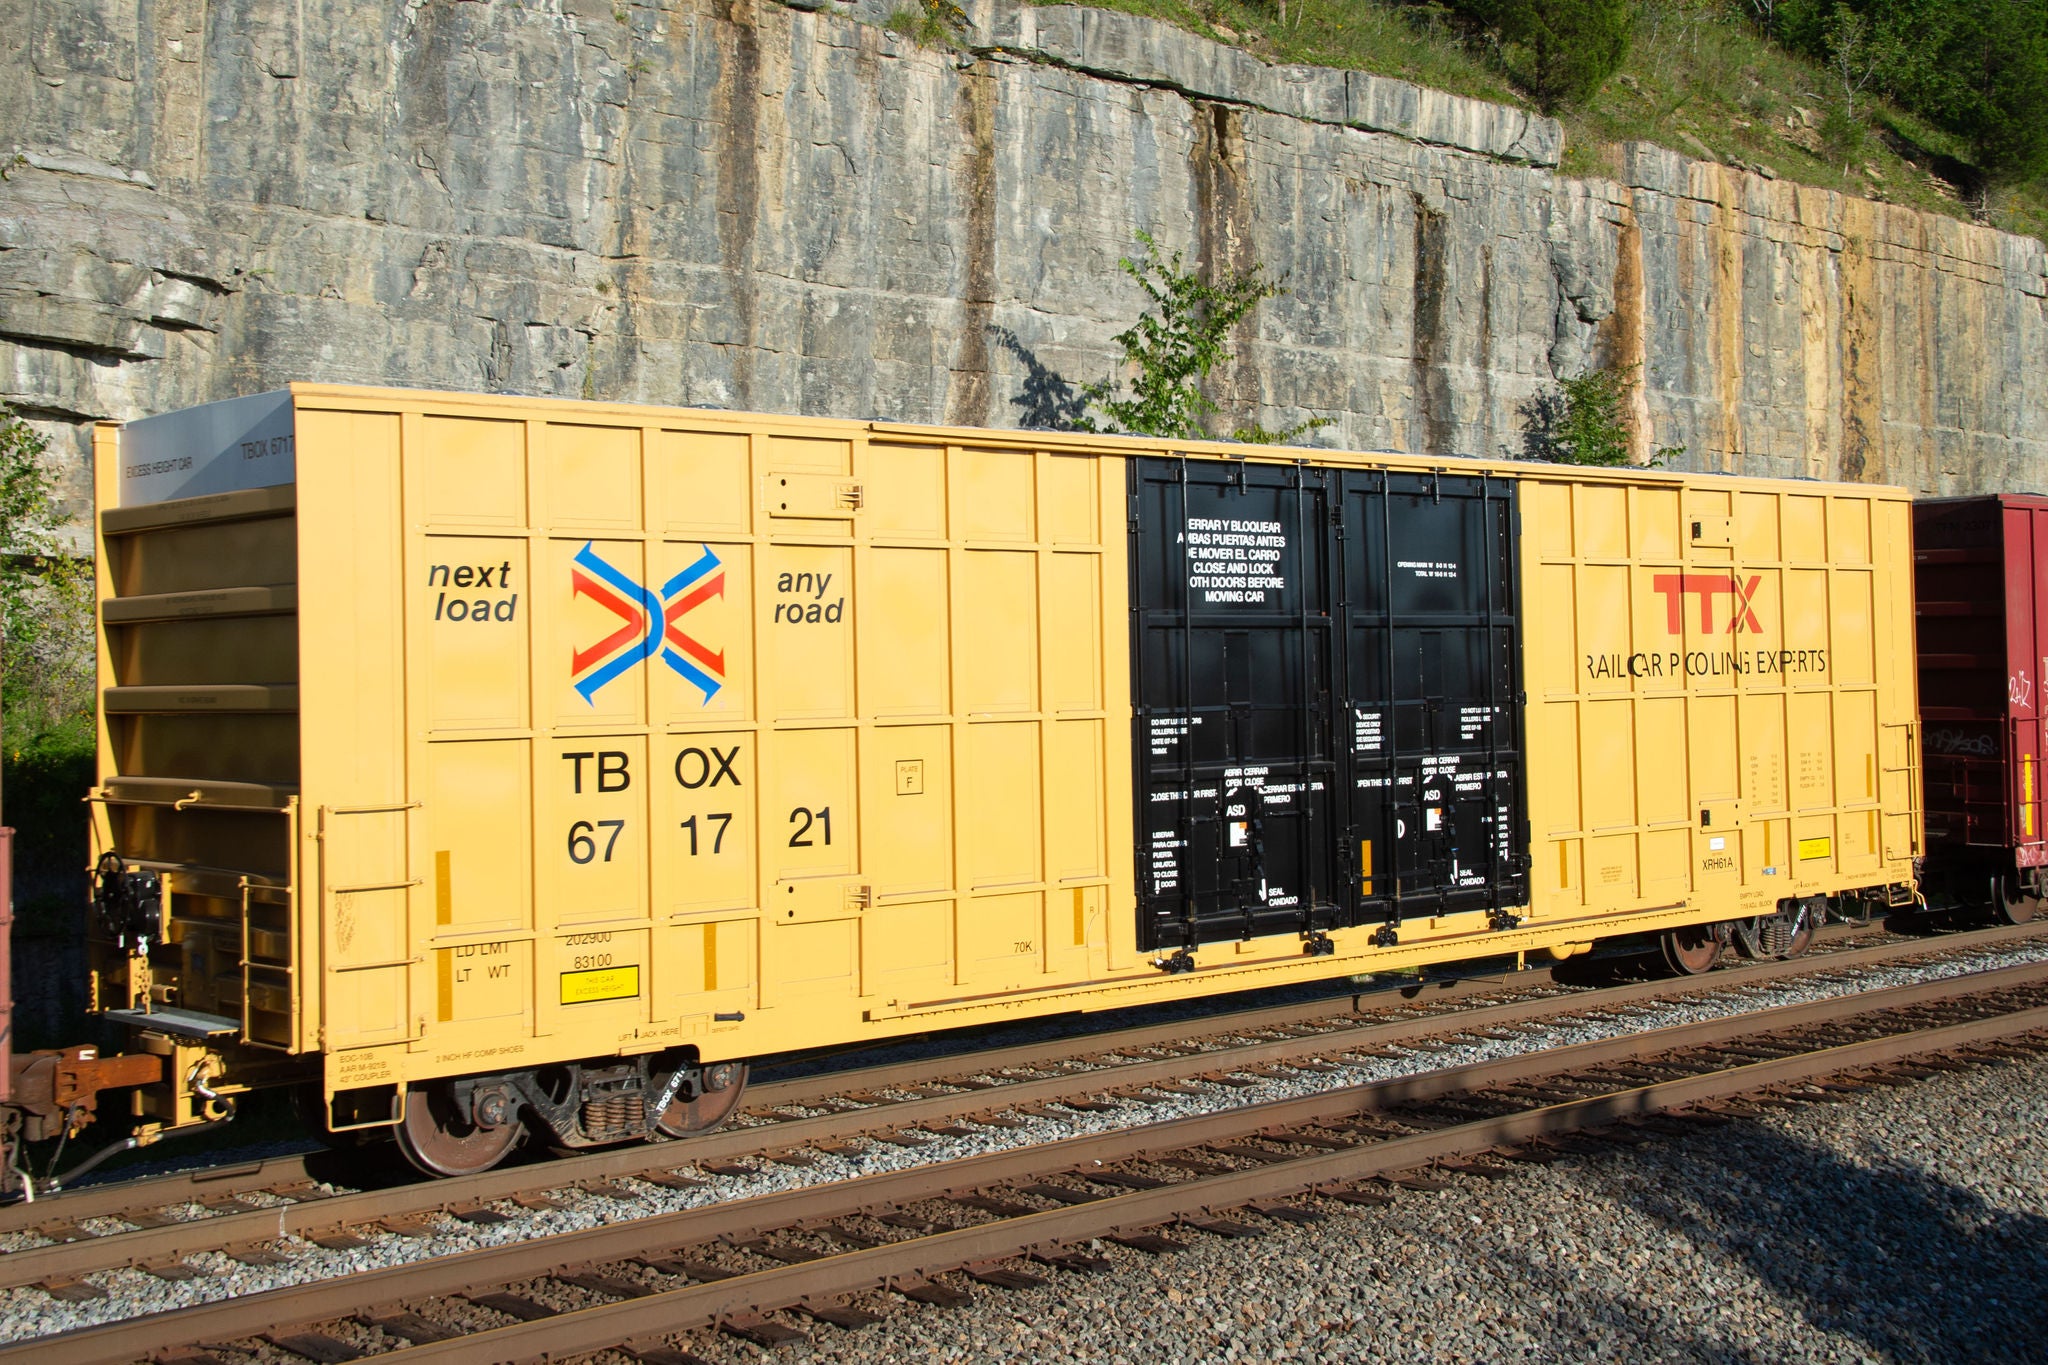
382,1054,749,1177
299,890,1911,1176
2,994,753,1189
0,884,1902,1195
7,884,1912,1191
1653,893,1834,975
1920,850,2043,925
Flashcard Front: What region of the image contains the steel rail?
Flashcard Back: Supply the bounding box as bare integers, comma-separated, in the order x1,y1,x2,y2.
17,959,2048,1365
398,1002,2048,1365
0,923,2036,1291
745,918,2013,1108
1,954,1546,1232
0,916,1969,1234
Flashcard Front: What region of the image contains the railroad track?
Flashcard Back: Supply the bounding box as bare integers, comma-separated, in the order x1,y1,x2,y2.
0,915,1950,1241
2,919,2040,1305
14,949,2048,1365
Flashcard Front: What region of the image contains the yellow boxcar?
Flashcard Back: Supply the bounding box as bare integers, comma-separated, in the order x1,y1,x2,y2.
85,386,1919,1172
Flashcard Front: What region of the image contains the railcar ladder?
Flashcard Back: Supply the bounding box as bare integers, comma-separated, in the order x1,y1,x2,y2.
1880,719,1923,873
315,801,425,1053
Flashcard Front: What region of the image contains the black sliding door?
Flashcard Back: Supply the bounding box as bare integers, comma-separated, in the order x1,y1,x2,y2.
1131,457,1526,954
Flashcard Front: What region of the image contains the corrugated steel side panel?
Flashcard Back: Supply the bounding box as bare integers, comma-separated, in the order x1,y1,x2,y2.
288,392,1132,1090
1523,476,1919,927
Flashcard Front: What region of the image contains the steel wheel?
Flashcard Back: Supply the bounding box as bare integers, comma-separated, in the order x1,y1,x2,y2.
654,1061,749,1137
1729,917,1765,959
1780,898,1818,958
1731,899,1818,960
394,1080,523,1177
1658,924,1721,976
1995,874,2041,925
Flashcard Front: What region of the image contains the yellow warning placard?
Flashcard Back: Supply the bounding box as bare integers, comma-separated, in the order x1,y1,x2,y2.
560,965,640,1005
1797,837,1832,861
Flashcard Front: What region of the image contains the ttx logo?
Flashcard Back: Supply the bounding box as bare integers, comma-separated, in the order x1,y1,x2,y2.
1652,573,1763,635
570,543,726,704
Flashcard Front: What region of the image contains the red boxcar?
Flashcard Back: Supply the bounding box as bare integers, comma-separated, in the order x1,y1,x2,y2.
1914,495,2048,920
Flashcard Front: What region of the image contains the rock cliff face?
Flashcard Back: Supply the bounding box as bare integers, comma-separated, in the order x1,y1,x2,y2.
3,0,2043,514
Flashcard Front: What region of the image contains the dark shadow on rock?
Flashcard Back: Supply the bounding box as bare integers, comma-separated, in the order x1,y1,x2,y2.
1592,1120,2048,1362
1876,119,1986,212
990,326,1090,432
1511,387,1569,463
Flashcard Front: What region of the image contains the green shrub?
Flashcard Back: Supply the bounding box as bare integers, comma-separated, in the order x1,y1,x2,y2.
1461,0,1636,112
2,406,96,931
1558,366,1633,466
1771,0,2048,190
2,408,93,737
1819,100,1866,168
1084,232,1331,445
1950,2,2048,189
1517,364,1680,466
886,0,970,48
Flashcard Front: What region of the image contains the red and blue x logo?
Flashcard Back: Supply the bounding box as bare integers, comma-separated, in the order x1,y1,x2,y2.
570,543,726,704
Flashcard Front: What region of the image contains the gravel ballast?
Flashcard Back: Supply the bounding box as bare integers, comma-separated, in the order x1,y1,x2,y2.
4,941,2046,1346
736,1052,2048,1365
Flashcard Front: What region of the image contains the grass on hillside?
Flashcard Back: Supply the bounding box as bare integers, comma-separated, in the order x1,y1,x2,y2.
1039,0,2047,242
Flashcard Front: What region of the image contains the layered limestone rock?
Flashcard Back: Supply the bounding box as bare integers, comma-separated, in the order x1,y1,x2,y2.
2,0,2042,516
